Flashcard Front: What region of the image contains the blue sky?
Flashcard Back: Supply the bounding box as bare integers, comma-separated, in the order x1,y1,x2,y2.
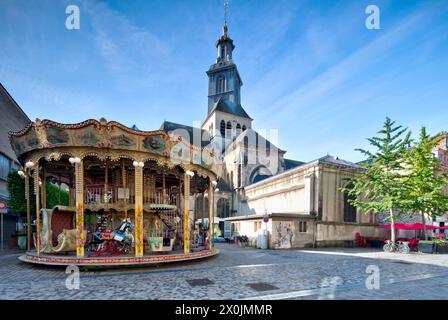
1,0,447,162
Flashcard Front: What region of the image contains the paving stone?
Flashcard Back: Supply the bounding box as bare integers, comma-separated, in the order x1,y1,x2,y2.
1,244,448,299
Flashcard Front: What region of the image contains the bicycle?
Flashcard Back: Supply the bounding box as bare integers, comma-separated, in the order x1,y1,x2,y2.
383,240,410,254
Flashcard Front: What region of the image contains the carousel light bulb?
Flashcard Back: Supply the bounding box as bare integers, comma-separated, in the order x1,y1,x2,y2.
25,161,34,168
212,180,218,187
186,170,194,177
132,161,139,167
215,188,220,192
17,170,25,177
138,161,144,168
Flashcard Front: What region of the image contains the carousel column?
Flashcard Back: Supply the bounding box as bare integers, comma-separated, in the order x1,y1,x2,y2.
184,170,194,254
71,157,85,258
162,171,167,204
33,161,40,255
133,161,144,257
41,164,46,209
208,182,216,250
192,193,197,245
25,173,31,251
201,192,205,247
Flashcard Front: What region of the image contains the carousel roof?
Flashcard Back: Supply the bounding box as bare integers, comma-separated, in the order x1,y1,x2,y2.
8,118,220,177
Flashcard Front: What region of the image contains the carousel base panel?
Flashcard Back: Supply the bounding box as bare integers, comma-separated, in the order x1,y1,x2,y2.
19,249,219,269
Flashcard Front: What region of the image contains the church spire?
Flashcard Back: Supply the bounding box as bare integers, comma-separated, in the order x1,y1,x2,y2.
216,0,234,62
223,0,228,36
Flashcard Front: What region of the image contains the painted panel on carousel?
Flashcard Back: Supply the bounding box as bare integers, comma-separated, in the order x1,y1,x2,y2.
45,126,70,145
73,126,101,146
142,135,166,153
109,126,137,149
11,130,39,154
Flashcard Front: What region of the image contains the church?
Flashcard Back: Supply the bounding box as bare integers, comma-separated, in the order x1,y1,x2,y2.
158,18,383,248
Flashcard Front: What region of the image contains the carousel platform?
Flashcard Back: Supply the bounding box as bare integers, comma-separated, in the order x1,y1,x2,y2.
19,249,219,269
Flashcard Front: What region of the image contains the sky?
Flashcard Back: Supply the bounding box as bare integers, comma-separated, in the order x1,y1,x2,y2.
0,0,447,163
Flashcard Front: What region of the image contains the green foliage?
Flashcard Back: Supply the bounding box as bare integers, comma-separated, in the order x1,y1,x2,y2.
341,117,412,215
46,182,69,208
401,127,448,217
433,238,447,245
7,171,35,214
7,171,69,213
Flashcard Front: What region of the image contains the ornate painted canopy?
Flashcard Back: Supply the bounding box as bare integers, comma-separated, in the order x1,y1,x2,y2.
9,118,221,178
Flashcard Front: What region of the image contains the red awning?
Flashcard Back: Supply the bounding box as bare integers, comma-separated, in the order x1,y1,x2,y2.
377,223,440,230
377,223,413,230
408,223,438,230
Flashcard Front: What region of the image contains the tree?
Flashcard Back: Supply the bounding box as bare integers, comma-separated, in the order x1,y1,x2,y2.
7,171,69,214
7,171,35,214
401,127,448,239
341,117,412,243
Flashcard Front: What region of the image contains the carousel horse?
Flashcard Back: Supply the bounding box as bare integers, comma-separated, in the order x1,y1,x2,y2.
89,218,134,257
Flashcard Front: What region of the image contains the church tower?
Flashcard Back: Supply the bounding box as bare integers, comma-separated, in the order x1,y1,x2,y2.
202,2,252,143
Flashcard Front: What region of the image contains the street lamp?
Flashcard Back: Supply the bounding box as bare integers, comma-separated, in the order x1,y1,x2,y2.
132,161,144,168
17,162,34,251
69,157,81,165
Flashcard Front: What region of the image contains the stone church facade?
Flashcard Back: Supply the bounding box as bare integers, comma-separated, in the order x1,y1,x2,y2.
160,20,383,248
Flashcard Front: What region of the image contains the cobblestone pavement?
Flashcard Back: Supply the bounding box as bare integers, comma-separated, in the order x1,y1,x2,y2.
1,244,448,300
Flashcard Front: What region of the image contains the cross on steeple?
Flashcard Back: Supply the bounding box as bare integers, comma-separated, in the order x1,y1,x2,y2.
224,0,228,26
223,0,229,36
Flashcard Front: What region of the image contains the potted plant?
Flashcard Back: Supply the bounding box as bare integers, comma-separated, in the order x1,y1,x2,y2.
435,238,448,254
418,240,435,254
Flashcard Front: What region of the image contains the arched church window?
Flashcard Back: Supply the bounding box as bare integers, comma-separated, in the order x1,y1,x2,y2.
242,125,247,131
220,120,226,137
217,198,230,219
216,75,226,94
226,121,232,139
220,45,225,60
236,123,241,136
343,183,357,223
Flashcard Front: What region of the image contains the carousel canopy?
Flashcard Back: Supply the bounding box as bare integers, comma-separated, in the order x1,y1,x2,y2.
8,118,221,178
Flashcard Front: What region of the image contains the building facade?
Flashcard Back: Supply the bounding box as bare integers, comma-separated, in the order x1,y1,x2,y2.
0,83,31,248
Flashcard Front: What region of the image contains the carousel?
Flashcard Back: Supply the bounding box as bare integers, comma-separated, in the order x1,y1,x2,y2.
9,118,220,268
